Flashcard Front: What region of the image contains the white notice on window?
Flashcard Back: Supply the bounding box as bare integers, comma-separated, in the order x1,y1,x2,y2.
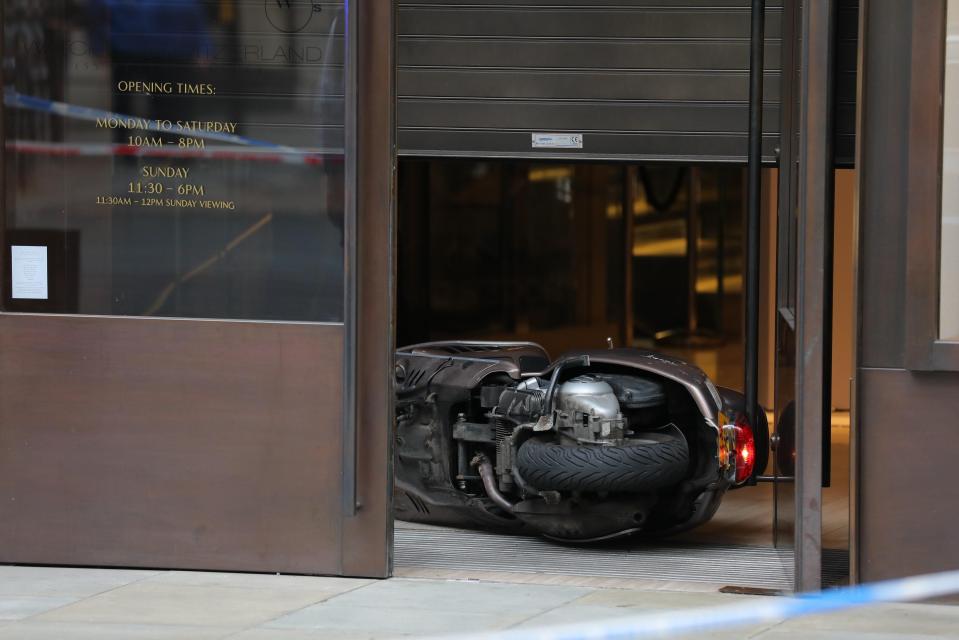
11,245,48,300
531,133,583,149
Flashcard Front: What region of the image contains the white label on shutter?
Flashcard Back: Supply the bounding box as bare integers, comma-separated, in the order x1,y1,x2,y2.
531,133,583,149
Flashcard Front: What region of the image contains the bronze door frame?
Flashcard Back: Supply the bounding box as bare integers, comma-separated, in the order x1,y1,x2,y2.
793,0,835,593
342,0,397,576
774,0,836,592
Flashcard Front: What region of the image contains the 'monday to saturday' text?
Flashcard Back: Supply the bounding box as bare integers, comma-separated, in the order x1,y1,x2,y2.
96,117,238,134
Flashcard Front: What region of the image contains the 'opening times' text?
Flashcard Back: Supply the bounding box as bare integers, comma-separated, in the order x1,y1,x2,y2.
97,81,237,208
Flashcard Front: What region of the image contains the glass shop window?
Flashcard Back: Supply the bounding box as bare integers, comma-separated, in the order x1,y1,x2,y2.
2,0,345,322
942,0,959,340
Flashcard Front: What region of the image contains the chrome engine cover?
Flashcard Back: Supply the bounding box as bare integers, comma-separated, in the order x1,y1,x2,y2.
555,376,626,443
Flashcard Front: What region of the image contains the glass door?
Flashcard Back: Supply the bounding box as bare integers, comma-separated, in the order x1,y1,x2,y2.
0,0,393,577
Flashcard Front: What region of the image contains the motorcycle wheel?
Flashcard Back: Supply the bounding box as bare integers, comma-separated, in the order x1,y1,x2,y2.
516,433,689,493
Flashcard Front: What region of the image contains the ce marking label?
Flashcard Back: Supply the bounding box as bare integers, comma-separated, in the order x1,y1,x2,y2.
531,133,584,149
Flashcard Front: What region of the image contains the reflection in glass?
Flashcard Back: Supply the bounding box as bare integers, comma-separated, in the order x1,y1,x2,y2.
943,0,959,339
396,159,745,382
630,165,745,391
3,0,345,322
397,160,627,357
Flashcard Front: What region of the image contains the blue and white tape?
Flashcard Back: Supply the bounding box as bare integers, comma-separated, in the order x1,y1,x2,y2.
6,139,336,166
431,570,959,640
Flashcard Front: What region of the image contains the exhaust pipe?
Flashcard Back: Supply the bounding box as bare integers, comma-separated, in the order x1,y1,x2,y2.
471,454,514,513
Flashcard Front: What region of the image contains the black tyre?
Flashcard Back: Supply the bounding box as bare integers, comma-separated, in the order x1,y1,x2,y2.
516,433,689,493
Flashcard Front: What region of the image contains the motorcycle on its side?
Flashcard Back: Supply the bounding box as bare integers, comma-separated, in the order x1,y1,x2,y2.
393,341,768,542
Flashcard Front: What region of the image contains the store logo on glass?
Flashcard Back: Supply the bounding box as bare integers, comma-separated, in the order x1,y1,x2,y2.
265,0,322,33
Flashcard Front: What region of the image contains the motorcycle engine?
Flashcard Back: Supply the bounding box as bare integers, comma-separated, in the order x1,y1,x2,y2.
554,376,626,444
553,373,670,445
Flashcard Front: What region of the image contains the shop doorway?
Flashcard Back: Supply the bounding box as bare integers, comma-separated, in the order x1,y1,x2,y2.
393,157,853,589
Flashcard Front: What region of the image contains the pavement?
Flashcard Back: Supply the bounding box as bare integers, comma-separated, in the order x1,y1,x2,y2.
1,565,958,639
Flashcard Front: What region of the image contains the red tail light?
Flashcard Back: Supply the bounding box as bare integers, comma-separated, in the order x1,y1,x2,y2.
733,420,756,484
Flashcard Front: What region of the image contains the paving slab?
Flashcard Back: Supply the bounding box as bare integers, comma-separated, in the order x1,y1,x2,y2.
570,587,760,610
286,577,593,615
511,600,776,639
32,581,352,628
0,566,158,598
228,629,406,640
0,621,236,640
755,630,954,640
666,630,781,640
148,571,373,594
773,602,959,636
265,578,592,636
508,603,646,627
0,596,77,622
269,604,518,637
511,589,775,637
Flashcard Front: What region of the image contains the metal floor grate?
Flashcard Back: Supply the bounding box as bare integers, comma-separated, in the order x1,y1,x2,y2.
395,523,849,591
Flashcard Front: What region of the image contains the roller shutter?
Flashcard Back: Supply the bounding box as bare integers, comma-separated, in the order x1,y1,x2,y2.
397,0,856,165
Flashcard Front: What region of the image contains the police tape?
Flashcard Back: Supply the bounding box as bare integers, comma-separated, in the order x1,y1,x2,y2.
4,90,333,164
7,140,338,165
430,569,959,640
